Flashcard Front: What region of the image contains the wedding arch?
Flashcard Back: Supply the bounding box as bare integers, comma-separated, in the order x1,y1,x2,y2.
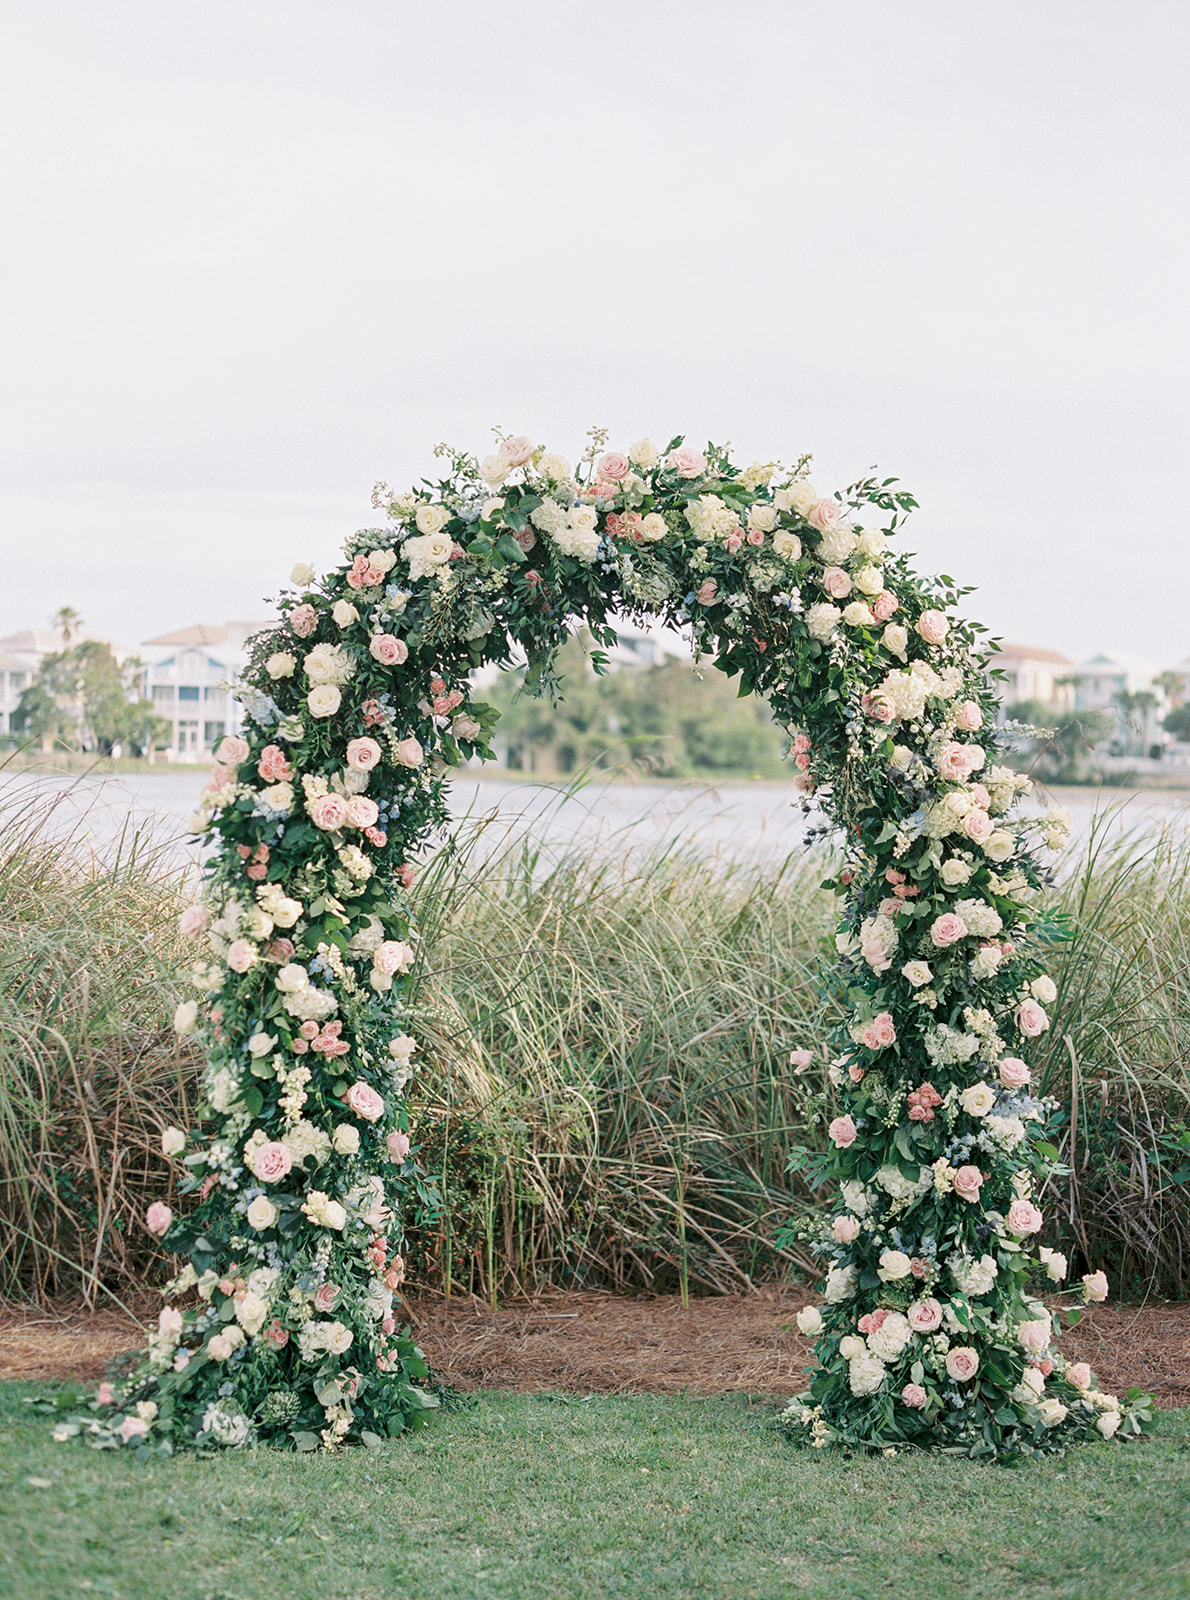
63,432,1150,1459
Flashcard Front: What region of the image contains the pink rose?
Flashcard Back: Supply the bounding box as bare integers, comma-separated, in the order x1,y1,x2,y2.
916,609,950,645
265,1319,289,1349
955,701,984,731
807,498,842,532
394,737,424,768
930,912,968,948
871,590,899,622
793,733,811,754
499,434,534,466
832,1215,861,1243
1082,1270,1109,1303
345,795,380,830
386,1129,411,1163
217,735,250,766
346,736,383,772
789,1048,813,1071
746,527,764,546
1018,1319,1051,1354
821,566,852,599
146,1202,173,1237
901,1383,927,1409
1066,1361,1092,1390
96,1382,116,1405
1016,999,1050,1037
908,1298,943,1332
952,1165,984,1202
828,1114,857,1149
513,526,537,552
290,604,318,638
226,939,256,973
310,793,348,831
369,633,409,665
373,939,414,976
596,451,630,481
664,445,707,478
936,741,977,781
696,578,718,606
1006,1199,1044,1236
998,1057,1031,1089
257,744,292,782
313,1283,341,1312
251,1141,293,1184
963,808,994,843
345,1081,384,1121
178,905,209,937
119,1416,150,1443
868,1012,896,1047
945,1347,979,1383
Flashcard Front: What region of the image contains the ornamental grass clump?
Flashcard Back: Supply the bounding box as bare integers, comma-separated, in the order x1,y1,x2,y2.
41,430,1153,1461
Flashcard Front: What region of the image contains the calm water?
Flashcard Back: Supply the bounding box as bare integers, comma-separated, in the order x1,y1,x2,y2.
3,767,1188,877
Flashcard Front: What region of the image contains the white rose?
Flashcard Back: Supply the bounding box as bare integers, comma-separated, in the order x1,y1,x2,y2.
640,512,668,542
842,601,875,627
1039,1246,1068,1281
773,529,802,562
307,685,342,719
1031,975,1058,1004
235,1292,269,1336
1096,1410,1121,1439
246,1195,278,1230
789,480,817,516
959,1082,996,1117
161,1127,186,1156
852,564,884,596
266,652,296,679
628,437,661,469
333,1124,361,1155
275,963,309,993
481,497,505,519
881,623,908,659
795,1306,825,1337
567,504,599,533
877,1249,913,1282
940,858,972,887
414,503,448,535
983,831,1014,863
839,1335,866,1360
856,528,887,559
261,782,294,814
748,503,779,533
290,562,315,585
173,1000,198,1036
332,600,359,628
320,1320,353,1355
479,454,510,486
367,547,396,574
902,960,933,988
538,452,571,481
248,1031,277,1058
1038,1397,1068,1428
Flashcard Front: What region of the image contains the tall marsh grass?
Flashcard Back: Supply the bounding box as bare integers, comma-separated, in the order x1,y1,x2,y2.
1,776,1187,1306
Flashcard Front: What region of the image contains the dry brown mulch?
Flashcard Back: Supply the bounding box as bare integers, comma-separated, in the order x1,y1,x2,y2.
3,1288,1188,1408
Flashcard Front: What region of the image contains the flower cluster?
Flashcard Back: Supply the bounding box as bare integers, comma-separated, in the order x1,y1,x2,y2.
55,430,1151,1461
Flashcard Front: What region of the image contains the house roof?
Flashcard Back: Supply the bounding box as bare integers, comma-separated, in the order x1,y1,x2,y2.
141,624,231,647
988,643,1073,666
0,627,118,654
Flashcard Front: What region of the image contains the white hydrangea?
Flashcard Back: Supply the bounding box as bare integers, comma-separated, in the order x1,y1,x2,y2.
867,1311,913,1362
283,985,338,1022
874,1165,932,1205
848,1351,887,1395
529,498,568,534
805,602,841,642
685,494,740,542
949,1252,999,1297
953,898,1004,938
924,1025,981,1066
824,1264,858,1302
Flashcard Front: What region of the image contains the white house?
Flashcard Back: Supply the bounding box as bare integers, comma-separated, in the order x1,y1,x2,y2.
985,643,1076,717
1073,651,1167,754
140,621,272,760
0,626,135,738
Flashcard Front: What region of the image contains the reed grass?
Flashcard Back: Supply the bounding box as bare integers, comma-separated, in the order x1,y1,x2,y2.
1,774,1187,1308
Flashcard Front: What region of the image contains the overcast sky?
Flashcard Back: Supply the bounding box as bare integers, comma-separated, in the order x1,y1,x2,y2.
2,1,1186,667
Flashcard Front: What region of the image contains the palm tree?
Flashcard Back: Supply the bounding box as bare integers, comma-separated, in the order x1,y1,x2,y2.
1155,669,1184,711
50,605,84,645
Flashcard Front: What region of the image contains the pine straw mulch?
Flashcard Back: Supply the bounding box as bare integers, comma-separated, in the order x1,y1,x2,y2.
2,1288,1188,1408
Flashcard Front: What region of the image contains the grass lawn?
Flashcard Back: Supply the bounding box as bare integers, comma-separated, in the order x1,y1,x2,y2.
1,1384,1187,1600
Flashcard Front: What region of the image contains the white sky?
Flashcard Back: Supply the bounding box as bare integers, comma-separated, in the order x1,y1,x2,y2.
1,0,1187,666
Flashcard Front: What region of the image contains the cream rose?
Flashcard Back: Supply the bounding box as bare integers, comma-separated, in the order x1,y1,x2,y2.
307,685,342,719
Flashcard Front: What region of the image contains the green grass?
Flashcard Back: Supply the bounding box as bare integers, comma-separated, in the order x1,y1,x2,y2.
2,1384,1188,1600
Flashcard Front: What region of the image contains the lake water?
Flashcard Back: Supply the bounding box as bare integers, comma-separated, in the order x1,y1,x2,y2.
3,766,1188,877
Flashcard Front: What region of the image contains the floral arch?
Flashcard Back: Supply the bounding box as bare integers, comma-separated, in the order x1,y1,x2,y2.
67,432,1150,1460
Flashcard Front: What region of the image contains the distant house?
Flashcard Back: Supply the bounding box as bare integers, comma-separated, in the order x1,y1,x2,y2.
140,621,272,761
1073,651,1167,754
0,626,135,738
985,643,1076,717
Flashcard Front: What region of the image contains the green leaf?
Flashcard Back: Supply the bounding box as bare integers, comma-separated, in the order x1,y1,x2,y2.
494,533,528,563
359,1430,384,1449
292,1431,320,1451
